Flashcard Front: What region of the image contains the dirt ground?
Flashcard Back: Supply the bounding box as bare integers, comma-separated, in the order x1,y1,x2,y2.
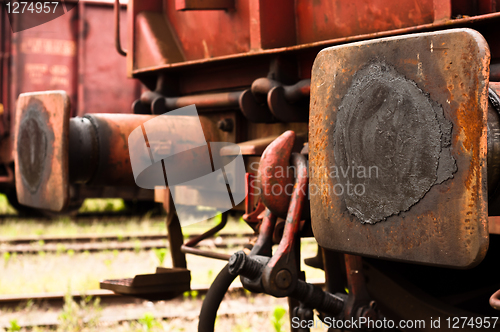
0,214,326,331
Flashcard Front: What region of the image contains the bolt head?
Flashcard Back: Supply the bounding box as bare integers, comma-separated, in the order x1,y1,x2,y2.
228,251,245,275
217,118,234,132
275,269,292,289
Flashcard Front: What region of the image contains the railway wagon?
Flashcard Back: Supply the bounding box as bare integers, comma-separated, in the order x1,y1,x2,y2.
0,0,155,214
8,0,500,331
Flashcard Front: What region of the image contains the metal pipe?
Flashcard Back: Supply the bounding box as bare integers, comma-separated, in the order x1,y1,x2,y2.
198,264,237,332
283,79,311,103
180,247,231,261
137,78,311,119
69,114,154,186
151,91,243,114
180,212,232,261
114,0,127,56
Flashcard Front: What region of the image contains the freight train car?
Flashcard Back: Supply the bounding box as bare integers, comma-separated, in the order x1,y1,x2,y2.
0,0,156,214
8,0,500,331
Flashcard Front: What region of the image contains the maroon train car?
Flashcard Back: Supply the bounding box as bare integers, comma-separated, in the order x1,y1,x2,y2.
0,0,155,213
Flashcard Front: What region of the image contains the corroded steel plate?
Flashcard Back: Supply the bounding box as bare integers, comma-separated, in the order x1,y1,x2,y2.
309,29,490,268
14,91,70,211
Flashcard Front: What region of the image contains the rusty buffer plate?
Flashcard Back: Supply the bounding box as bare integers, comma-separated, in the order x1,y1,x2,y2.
309,29,490,268
14,91,70,212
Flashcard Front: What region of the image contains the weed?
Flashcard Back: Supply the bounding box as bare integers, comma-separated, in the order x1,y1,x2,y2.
134,240,142,254
233,322,252,332
67,249,75,257
79,198,126,213
3,251,11,267
56,244,67,256
271,306,287,332
38,251,46,258
113,249,119,258
7,319,21,332
138,312,161,332
153,248,167,266
104,201,115,212
190,290,199,299
24,299,35,312
58,292,102,332
117,234,124,242
104,259,112,268
183,291,190,299
38,240,45,246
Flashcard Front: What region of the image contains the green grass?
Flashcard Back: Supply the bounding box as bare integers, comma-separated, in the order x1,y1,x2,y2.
0,194,127,215
0,196,250,239
0,194,17,215
0,217,167,239
78,198,126,213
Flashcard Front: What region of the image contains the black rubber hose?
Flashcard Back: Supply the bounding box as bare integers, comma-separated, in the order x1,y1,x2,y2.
198,264,237,332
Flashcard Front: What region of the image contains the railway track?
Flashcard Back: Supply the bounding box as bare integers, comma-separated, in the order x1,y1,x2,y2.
0,210,165,220
0,281,325,329
0,233,255,254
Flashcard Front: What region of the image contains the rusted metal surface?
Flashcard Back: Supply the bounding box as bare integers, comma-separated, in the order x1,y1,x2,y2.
135,76,310,124
241,173,265,231
258,131,295,219
114,0,127,56
0,165,13,183
488,217,500,234
135,0,296,72
175,0,234,11
343,255,380,322
490,289,500,310
163,189,187,269
100,267,191,301
239,89,276,123
364,260,484,331
82,114,152,186
0,10,11,141
14,91,71,211
453,0,499,16
220,136,278,157
310,29,490,268
267,85,308,123
296,0,434,44
16,104,238,211
1,1,140,168
84,112,224,186
77,2,140,117
247,78,310,123
152,91,243,114
261,153,308,297
131,9,500,76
